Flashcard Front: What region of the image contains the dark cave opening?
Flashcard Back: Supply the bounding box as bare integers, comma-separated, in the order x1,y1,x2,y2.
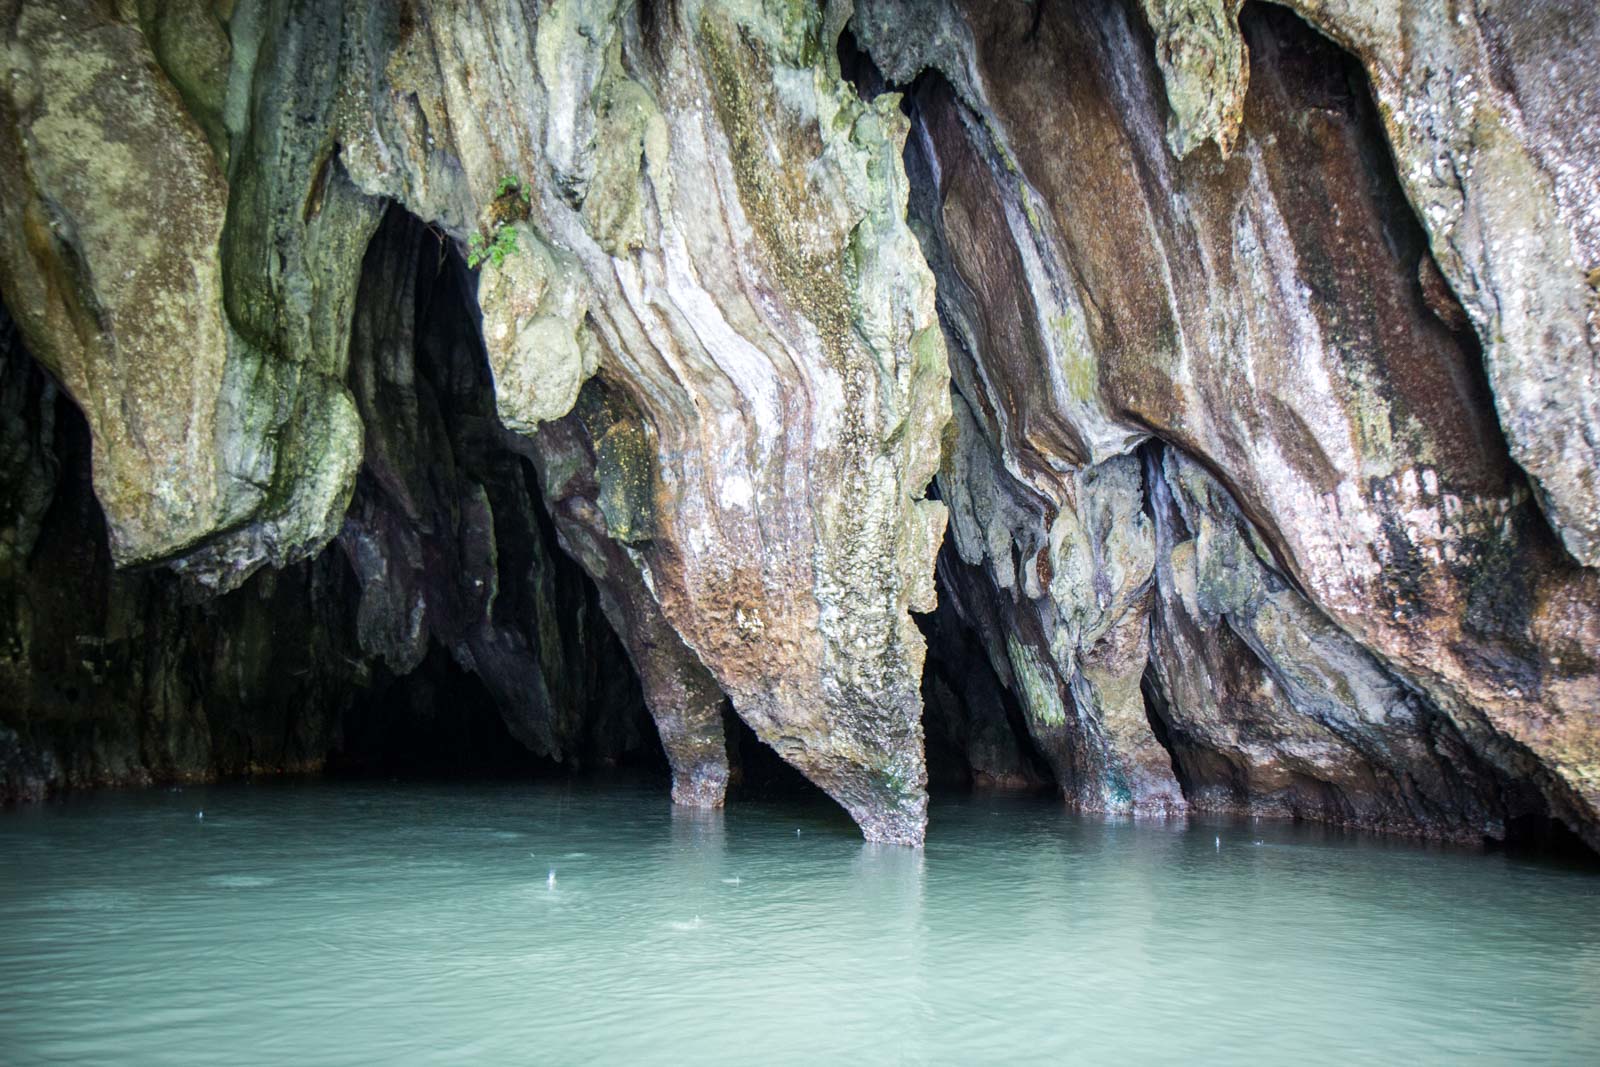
1494,811,1600,870
328,644,559,779
721,707,827,801
914,491,1058,796
1136,662,1182,785
835,21,889,103
333,205,665,783
0,206,667,800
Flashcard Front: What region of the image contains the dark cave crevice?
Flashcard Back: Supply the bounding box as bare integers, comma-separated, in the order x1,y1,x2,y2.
0,206,667,801
836,23,893,105
1493,810,1600,869
328,643,562,780
722,707,831,802
915,510,1057,796
1136,661,1184,794
332,203,665,780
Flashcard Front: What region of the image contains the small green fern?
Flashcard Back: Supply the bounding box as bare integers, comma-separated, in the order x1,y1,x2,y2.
494,173,532,203
467,226,521,269
467,174,533,269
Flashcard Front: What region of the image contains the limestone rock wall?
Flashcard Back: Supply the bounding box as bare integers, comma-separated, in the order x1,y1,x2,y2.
858,0,1600,845
1,0,1597,852
326,0,951,842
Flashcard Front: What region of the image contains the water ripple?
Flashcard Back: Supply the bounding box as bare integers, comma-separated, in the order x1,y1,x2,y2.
1,783,1596,1065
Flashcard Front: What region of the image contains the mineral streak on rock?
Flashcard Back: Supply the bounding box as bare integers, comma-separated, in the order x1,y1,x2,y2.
1,0,1599,853
1135,0,1600,569
335,0,950,842
861,0,1600,848
533,383,731,809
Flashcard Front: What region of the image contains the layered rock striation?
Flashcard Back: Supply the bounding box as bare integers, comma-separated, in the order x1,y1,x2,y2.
1,0,1597,851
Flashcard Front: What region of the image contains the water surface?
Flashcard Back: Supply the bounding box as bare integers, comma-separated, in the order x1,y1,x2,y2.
2,782,1597,1064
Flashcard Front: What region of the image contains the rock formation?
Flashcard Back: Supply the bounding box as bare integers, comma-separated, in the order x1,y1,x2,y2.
1,0,1597,852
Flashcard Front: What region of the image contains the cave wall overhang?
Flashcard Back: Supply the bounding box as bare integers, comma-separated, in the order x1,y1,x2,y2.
0,0,1597,852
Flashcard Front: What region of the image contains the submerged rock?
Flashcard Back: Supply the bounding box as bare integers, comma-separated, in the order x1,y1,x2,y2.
0,0,1597,853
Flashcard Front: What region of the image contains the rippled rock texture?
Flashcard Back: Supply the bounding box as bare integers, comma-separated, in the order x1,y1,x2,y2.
1,0,1597,851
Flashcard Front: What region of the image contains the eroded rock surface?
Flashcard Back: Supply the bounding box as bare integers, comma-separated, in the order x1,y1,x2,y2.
1135,0,1600,568
0,236,655,800
327,0,951,842
859,0,1600,846
1,0,1597,853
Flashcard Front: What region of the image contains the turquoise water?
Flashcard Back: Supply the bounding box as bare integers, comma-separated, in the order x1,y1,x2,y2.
1,781,1597,1064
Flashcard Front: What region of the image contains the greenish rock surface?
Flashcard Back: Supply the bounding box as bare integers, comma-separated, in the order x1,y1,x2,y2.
2,0,1599,855
476,222,595,435
864,0,1600,847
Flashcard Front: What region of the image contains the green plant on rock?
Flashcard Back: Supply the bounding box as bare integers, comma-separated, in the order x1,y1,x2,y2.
495,173,532,204
467,225,521,269
467,173,533,269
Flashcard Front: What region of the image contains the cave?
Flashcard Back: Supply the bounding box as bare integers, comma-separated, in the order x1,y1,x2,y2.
2,0,1598,1059
0,209,666,795
0,0,1588,854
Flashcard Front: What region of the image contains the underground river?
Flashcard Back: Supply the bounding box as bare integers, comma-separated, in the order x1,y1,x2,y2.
2,781,1597,1064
